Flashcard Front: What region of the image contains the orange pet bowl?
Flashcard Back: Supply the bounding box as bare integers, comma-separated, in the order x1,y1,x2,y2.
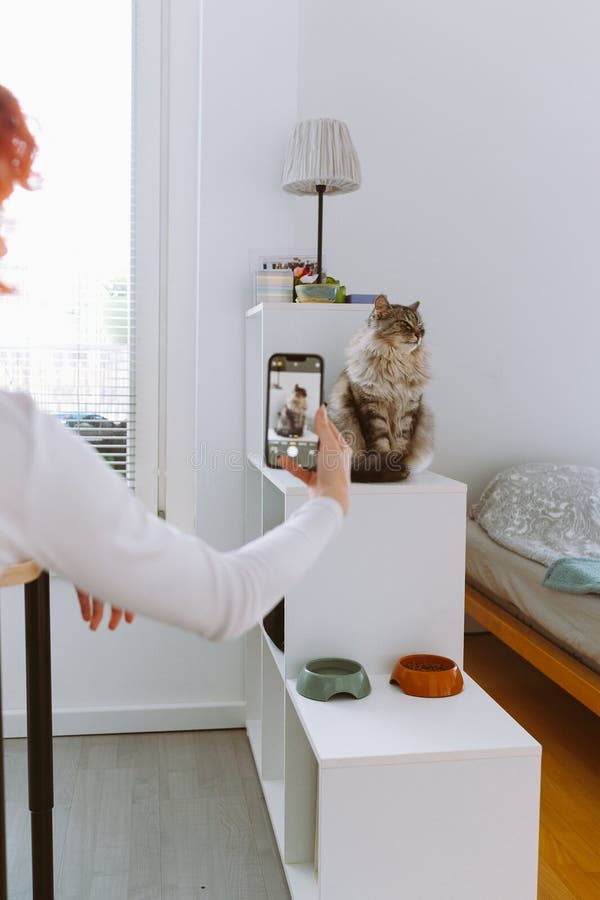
390,654,464,698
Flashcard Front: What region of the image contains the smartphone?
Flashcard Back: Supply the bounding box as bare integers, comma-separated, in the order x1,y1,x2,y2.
265,353,324,471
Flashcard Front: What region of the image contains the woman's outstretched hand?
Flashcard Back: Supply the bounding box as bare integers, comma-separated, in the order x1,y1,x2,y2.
279,405,351,514
76,588,135,631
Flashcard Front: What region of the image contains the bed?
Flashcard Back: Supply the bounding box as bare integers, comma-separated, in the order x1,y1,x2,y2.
464,464,600,717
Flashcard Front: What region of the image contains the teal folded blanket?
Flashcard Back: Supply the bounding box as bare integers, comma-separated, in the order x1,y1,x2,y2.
543,557,600,594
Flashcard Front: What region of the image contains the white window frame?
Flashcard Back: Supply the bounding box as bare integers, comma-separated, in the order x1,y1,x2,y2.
133,0,200,532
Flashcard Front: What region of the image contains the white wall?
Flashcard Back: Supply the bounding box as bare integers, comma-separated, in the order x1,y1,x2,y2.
0,578,245,737
294,0,600,502
195,0,299,549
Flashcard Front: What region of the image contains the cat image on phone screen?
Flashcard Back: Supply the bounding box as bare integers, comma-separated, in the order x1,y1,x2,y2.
274,384,308,438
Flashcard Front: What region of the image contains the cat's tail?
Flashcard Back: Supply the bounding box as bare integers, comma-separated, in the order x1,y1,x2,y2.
350,451,410,483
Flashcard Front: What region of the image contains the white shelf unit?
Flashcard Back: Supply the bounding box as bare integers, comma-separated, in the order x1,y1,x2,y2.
244,303,541,900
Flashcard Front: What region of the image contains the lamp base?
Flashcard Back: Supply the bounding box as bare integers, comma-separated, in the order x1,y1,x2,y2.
316,184,326,281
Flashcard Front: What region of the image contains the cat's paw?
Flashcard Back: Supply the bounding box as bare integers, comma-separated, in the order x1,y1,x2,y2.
350,451,409,483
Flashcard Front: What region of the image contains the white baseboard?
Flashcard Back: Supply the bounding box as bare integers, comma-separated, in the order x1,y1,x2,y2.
2,700,246,738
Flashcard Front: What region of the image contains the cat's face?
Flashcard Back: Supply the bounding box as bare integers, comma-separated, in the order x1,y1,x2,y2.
293,385,307,398
368,296,425,351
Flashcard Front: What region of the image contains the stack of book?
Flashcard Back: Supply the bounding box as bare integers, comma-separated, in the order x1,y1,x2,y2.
254,268,294,304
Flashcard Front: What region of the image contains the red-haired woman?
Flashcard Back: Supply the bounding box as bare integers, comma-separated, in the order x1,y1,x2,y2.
0,85,350,638
0,85,37,291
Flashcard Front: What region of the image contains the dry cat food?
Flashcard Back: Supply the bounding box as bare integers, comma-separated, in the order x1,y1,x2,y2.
403,661,452,672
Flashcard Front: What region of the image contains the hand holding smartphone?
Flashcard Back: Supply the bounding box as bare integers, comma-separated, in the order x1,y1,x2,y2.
265,354,324,471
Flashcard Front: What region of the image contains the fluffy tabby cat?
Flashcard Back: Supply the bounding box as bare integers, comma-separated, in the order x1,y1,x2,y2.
275,384,308,437
327,295,434,482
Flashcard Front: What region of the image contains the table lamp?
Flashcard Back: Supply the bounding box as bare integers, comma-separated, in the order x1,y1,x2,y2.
282,118,361,281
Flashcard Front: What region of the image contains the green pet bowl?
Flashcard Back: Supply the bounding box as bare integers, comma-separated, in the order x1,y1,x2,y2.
297,658,371,702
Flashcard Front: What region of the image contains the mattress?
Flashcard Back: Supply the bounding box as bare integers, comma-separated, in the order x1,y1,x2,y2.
466,519,600,673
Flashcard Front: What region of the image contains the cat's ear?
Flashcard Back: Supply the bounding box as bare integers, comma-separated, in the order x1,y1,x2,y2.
408,301,420,312
373,295,391,316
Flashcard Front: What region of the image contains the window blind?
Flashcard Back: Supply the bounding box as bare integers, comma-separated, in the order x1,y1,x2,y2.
0,1,135,487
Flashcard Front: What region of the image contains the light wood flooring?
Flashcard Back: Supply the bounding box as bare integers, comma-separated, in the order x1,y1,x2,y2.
4,728,290,900
464,633,600,900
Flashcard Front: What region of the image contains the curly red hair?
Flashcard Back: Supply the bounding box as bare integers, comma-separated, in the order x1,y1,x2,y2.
0,85,38,293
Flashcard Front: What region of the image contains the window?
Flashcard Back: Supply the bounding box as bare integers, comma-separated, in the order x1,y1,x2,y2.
1,0,199,529
0,1,135,485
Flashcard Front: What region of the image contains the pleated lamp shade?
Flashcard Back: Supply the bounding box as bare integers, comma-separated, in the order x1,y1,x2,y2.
282,118,361,195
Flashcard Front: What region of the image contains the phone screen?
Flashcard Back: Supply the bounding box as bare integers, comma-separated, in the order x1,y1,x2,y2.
266,354,323,470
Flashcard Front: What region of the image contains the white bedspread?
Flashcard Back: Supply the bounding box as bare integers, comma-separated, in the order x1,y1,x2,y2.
471,463,600,567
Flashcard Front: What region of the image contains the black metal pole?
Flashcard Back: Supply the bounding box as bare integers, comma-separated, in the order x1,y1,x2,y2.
24,571,54,900
0,622,7,900
316,184,326,282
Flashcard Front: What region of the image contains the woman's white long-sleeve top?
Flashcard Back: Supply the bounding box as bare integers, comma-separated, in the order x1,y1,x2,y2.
0,391,343,640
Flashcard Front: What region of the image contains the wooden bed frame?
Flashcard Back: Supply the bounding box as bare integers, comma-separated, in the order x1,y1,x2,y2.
465,584,600,717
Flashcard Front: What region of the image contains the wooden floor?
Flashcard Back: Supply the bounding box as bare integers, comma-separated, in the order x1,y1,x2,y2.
4,728,290,900
464,633,600,900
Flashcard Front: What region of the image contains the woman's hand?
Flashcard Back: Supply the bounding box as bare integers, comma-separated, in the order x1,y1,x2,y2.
76,588,135,631
279,405,351,514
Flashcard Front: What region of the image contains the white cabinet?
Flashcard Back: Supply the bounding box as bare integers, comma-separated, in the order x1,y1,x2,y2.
244,303,540,899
